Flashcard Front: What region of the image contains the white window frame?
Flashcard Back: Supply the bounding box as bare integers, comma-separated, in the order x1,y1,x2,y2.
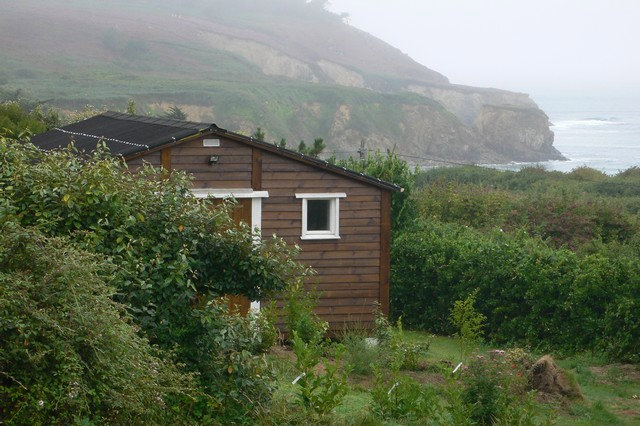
295,193,346,240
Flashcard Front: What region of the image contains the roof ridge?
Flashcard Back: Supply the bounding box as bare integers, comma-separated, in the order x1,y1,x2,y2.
101,111,216,131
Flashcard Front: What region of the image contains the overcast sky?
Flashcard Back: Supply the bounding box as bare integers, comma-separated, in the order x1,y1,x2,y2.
327,0,640,96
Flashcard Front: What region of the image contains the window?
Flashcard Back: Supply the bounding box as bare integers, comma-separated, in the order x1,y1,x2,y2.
296,193,346,240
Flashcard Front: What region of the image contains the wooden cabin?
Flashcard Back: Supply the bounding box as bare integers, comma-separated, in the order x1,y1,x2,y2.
31,112,402,330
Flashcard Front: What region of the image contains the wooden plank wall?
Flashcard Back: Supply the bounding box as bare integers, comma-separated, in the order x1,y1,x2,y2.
260,151,382,330
171,138,252,188
129,136,385,330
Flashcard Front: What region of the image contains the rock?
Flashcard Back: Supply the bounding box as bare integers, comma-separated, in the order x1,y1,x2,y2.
530,355,581,398
474,105,566,162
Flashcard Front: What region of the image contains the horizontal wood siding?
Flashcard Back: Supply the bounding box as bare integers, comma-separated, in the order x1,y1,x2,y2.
127,151,161,171
129,137,385,331
170,138,252,188
261,151,382,330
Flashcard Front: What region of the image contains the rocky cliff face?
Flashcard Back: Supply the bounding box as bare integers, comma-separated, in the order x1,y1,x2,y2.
475,105,565,161
0,0,565,165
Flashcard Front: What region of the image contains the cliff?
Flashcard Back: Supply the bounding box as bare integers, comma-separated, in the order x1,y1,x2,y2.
0,0,564,165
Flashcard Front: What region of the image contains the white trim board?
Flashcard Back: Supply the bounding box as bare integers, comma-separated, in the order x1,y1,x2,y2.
191,188,269,199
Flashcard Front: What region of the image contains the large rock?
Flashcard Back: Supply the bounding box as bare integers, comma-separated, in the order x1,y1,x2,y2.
474,105,566,162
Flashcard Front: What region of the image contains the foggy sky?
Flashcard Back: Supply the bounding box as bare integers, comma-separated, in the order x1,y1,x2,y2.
328,0,640,96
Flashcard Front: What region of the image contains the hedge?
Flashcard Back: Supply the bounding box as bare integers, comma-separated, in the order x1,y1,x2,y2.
391,220,640,361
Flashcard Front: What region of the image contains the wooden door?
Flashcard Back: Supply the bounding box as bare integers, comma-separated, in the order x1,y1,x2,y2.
221,198,252,316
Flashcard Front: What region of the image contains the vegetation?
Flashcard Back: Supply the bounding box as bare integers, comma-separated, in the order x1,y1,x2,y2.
392,165,640,362
2,101,640,425
0,100,59,138
0,136,303,424
336,150,418,232
0,224,197,426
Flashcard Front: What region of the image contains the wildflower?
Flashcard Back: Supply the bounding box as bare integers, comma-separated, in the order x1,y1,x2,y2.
38,400,44,407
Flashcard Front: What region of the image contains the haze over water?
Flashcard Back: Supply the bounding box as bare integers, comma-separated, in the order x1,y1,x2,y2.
486,93,640,175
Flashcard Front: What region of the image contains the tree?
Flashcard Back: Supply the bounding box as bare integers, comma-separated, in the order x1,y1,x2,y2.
163,105,188,120
297,137,326,157
337,150,417,232
126,99,137,115
252,127,266,141
0,101,59,138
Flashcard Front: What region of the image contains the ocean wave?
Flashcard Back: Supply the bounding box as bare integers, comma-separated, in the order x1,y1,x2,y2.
552,118,622,129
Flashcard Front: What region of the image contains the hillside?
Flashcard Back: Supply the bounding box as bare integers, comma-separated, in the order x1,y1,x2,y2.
0,0,564,163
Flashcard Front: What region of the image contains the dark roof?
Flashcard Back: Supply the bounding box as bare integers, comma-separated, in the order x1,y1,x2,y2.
30,111,214,157
30,112,402,192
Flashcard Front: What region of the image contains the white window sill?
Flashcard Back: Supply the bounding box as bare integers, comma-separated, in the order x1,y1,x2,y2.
300,235,341,240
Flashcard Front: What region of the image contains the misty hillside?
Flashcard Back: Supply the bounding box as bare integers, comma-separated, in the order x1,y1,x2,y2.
0,0,564,163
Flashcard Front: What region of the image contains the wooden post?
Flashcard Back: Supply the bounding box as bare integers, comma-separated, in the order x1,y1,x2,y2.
380,191,391,316
251,148,262,190
161,148,171,177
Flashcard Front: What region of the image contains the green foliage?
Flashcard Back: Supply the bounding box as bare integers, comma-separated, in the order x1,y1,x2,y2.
371,369,441,424
337,150,417,232
385,318,430,372
450,290,487,359
297,137,326,157
414,178,637,249
284,280,328,344
292,333,350,419
0,137,304,423
250,301,280,354
0,223,198,426
342,333,379,376
252,127,266,141
126,99,137,114
0,101,59,138
163,105,188,120
457,353,552,426
391,220,640,361
192,300,277,423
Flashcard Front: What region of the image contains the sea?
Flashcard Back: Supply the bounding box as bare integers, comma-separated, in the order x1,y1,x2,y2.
485,93,640,175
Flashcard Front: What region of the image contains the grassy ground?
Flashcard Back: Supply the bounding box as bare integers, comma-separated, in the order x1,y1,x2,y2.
265,332,640,426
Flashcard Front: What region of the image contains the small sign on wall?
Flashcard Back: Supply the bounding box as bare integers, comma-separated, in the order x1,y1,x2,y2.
203,139,221,147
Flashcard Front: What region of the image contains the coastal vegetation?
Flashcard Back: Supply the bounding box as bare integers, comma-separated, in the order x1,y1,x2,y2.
1,102,639,425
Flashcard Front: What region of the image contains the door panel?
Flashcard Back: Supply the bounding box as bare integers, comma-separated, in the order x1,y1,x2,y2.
216,198,252,316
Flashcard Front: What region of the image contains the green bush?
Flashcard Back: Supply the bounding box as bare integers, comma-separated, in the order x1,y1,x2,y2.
457,353,552,426
391,220,640,360
0,101,59,138
292,333,349,420
0,223,198,426
371,369,441,424
336,150,417,232
284,280,328,344
0,138,304,423
342,333,379,375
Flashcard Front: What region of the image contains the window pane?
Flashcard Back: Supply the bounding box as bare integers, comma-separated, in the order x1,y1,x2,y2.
307,199,330,231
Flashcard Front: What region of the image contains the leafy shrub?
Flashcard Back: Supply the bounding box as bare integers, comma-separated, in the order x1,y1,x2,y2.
385,319,430,371
0,223,198,426
371,369,441,424
342,333,379,375
450,289,487,359
0,101,59,138
292,333,349,419
192,300,278,423
0,138,304,423
391,220,640,360
284,280,328,344
249,301,280,354
336,150,417,231
457,353,551,426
